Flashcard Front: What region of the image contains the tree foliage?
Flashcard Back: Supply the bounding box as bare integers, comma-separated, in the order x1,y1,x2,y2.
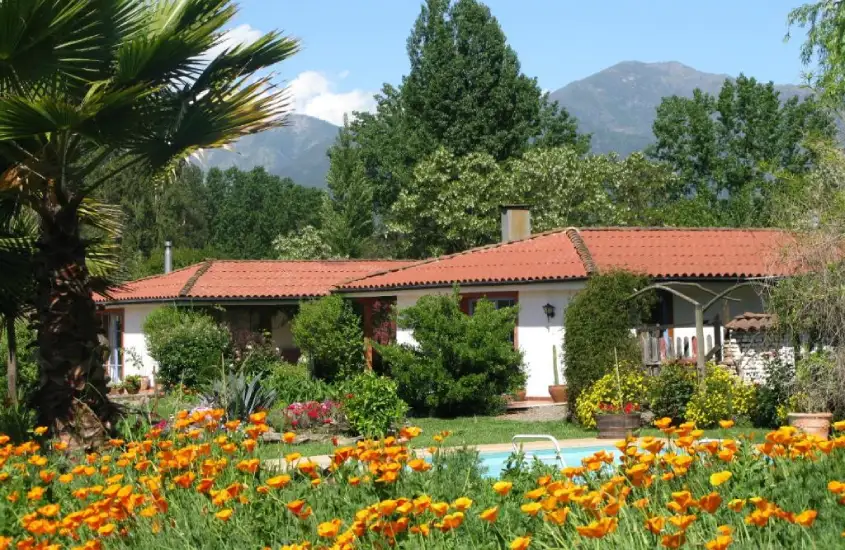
649,75,835,227
387,147,684,258
273,226,336,261
379,289,525,417
334,0,589,219
563,271,653,408
291,296,365,382
0,0,298,434
789,1,845,104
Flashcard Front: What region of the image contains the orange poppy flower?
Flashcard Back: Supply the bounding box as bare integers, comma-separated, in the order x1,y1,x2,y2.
645,516,665,534
317,519,342,539
705,535,733,550
215,509,233,521
493,481,513,496
698,492,722,514
793,510,817,527
546,507,569,526
408,458,431,472
479,506,499,523
661,532,686,549
452,497,473,511
510,536,531,550
710,471,732,486
97,523,117,536
576,517,618,538
668,514,697,531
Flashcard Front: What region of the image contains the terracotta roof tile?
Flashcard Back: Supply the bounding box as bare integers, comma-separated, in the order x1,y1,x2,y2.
340,227,796,292
339,229,588,291
579,228,796,278
725,312,777,332
96,260,413,303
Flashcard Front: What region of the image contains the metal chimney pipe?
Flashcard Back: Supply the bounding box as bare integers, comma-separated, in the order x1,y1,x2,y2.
164,241,173,274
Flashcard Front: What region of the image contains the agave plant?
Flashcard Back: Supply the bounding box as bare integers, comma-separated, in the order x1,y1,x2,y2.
201,372,278,422
0,0,298,442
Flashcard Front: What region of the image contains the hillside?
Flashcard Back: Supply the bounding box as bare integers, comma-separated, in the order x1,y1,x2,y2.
193,114,339,188
549,61,810,155
196,62,813,186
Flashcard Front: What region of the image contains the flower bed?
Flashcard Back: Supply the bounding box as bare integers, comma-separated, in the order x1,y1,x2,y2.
2,415,845,548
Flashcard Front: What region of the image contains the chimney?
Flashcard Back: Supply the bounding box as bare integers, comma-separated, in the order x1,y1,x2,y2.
500,205,531,243
164,241,173,274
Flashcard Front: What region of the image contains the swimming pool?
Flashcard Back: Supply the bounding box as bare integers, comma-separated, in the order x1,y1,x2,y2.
478,445,621,478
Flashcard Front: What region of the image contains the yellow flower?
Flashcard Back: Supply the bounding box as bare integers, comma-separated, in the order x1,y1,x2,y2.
719,420,735,429
97,523,117,536
34,426,48,436
833,420,845,431
317,519,342,539
215,509,233,521
493,481,513,496
479,506,499,523
510,536,531,550
710,471,732,486
520,502,542,516
705,535,733,550
283,432,296,444
794,510,818,527
452,497,473,511
267,475,291,489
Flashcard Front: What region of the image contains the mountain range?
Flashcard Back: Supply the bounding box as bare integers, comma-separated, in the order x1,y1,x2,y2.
196,61,811,188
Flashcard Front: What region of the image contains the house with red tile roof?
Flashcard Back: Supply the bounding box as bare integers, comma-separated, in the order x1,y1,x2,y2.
97,208,793,397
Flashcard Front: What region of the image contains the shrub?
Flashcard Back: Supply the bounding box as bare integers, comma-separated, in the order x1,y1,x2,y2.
685,364,756,428
564,270,654,407
0,399,36,444
200,371,278,422
143,306,230,388
232,332,282,377
379,290,525,417
266,362,333,406
291,295,365,382
649,359,697,424
574,364,650,428
789,351,845,417
338,371,408,437
751,354,795,428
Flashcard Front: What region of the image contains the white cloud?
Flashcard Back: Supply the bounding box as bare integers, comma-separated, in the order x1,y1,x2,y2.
205,24,264,60
288,71,376,126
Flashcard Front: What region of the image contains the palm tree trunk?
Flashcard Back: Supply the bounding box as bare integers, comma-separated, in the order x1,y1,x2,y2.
5,317,17,405
33,204,117,447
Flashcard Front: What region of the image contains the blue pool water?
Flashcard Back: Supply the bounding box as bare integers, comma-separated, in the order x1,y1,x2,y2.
479,445,621,478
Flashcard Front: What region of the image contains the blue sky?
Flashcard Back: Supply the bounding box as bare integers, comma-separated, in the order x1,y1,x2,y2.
227,0,812,125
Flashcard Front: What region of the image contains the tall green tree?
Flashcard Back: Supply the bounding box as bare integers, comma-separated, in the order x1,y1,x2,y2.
320,126,376,258
0,0,298,441
207,167,324,259
336,0,589,217
649,75,835,226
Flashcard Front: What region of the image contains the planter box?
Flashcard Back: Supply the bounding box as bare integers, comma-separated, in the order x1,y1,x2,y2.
597,413,641,439
788,412,832,440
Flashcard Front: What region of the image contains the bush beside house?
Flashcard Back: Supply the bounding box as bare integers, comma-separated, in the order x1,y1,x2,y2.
380,289,525,417
291,295,365,382
143,306,231,389
564,270,653,409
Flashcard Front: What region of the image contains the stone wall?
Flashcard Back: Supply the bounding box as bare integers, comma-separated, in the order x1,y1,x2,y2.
723,330,794,384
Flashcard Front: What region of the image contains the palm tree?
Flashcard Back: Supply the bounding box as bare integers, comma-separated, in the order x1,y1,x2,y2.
0,0,298,444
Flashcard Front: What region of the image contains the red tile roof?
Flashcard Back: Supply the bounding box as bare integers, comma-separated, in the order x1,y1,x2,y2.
340,228,796,292
725,312,777,332
96,260,413,303
339,229,589,291
579,228,796,278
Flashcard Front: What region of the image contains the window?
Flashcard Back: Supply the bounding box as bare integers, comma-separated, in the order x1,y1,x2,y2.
467,298,517,315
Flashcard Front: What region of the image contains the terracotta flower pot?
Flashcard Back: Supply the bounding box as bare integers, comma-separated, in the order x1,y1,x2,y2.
597,413,641,439
788,412,833,440
514,390,527,402
139,377,151,392
548,385,567,403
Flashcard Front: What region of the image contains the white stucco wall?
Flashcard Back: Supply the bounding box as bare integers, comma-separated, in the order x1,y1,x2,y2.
389,284,578,399
117,304,162,383
517,289,572,398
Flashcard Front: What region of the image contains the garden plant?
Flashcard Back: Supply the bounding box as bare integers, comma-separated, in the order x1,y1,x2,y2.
2,413,845,548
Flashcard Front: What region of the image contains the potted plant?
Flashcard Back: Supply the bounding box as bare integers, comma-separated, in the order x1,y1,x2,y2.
513,388,527,402
595,350,642,439
123,375,142,395
787,352,839,439
548,346,567,403
597,401,642,439
139,376,151,392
